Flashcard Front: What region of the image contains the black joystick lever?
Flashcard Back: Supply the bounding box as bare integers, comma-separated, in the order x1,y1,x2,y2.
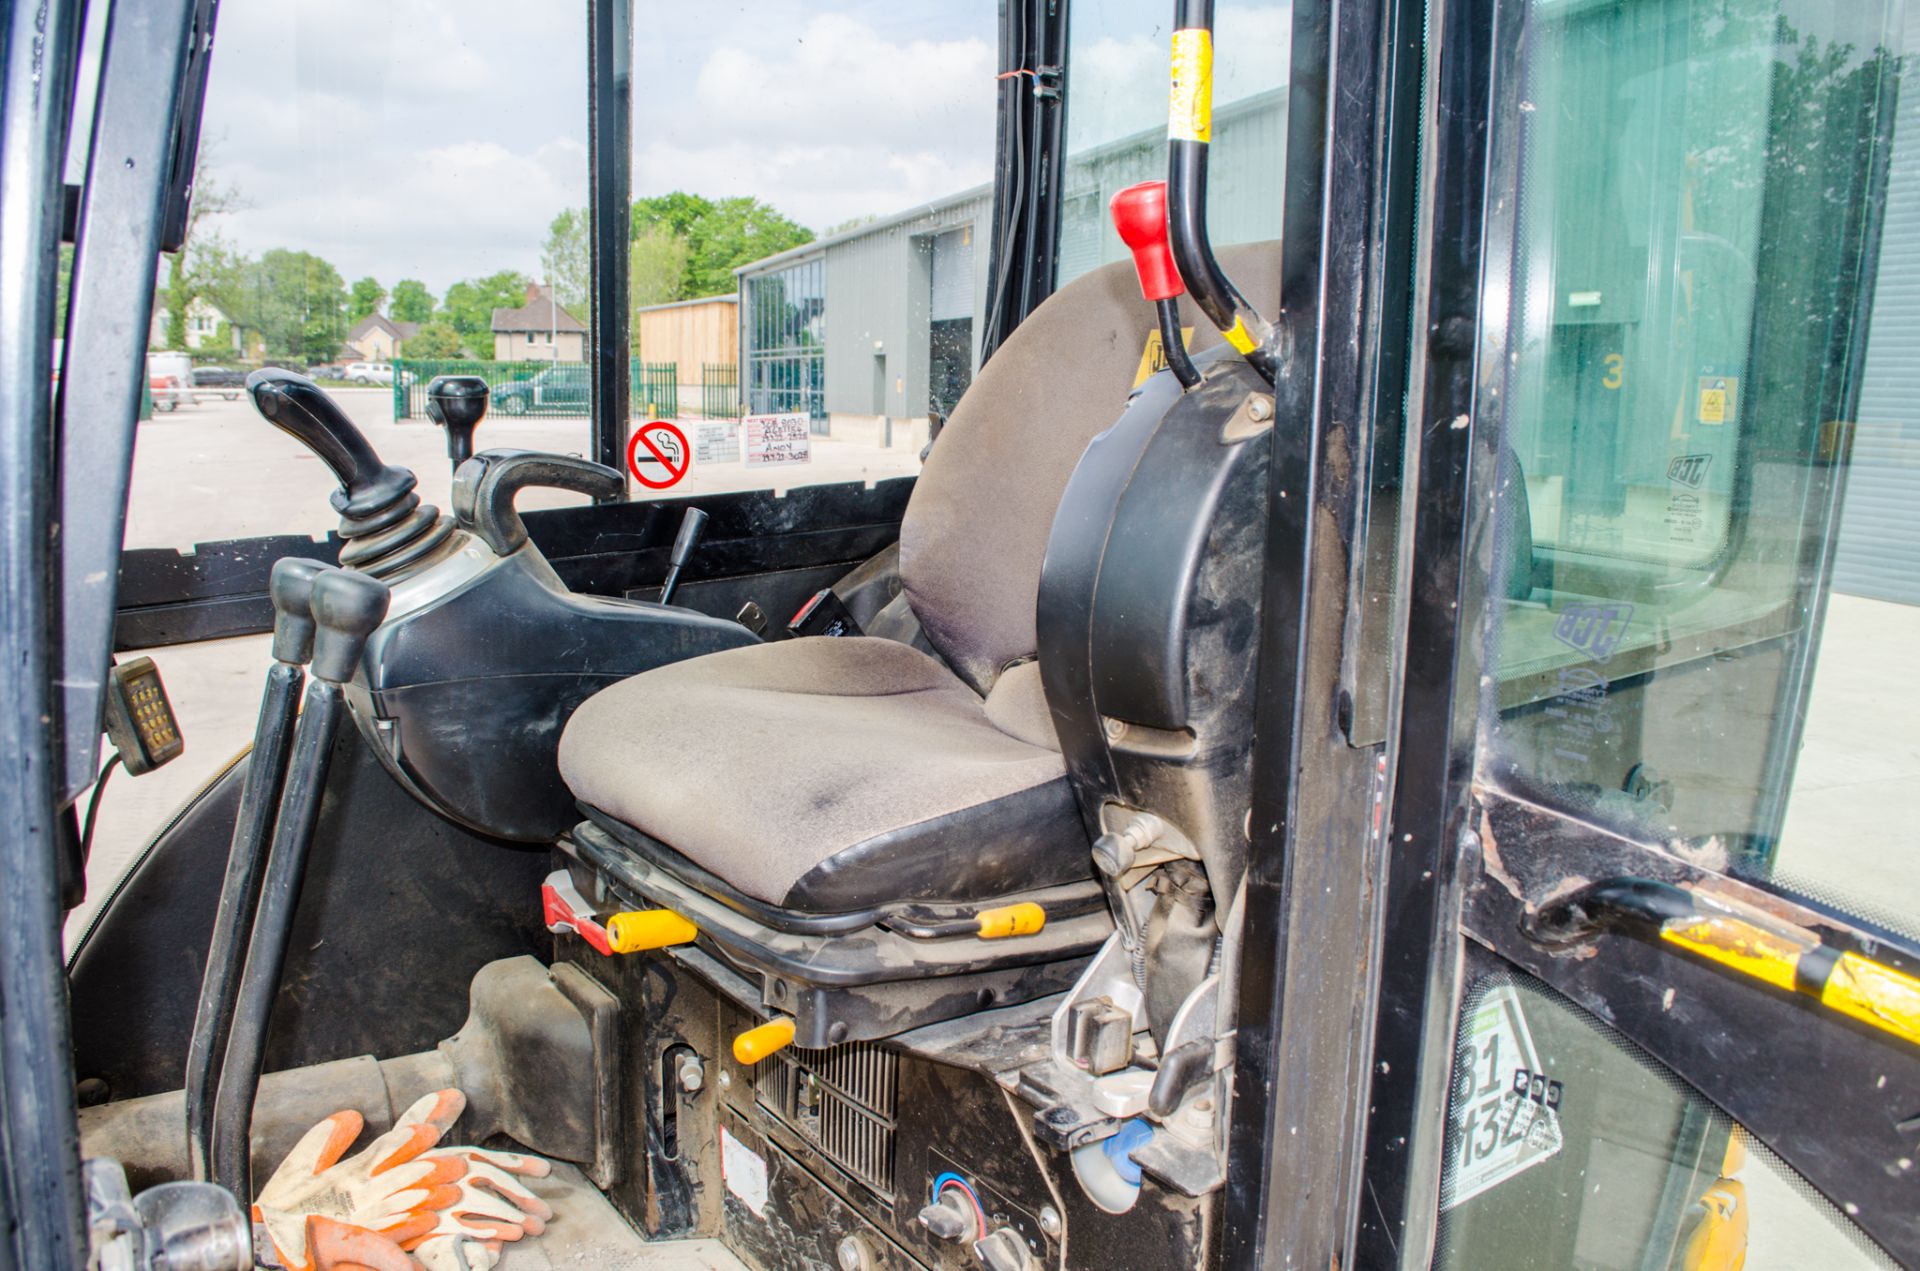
183,557,323,1181
426,375,489,472
246,368,454,577
210,568,390,1203
658,507,708,607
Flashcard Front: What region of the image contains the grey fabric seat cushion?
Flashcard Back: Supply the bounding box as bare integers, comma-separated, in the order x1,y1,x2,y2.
557,637,1089,912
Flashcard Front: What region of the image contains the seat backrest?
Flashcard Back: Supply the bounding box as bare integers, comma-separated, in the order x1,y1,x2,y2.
900,240,1283,693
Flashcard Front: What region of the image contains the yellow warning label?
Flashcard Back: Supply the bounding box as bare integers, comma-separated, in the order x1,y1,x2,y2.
1169,29,1214,143
1696,375,1736,425
1134,325,1197,387
1222,316,1257,355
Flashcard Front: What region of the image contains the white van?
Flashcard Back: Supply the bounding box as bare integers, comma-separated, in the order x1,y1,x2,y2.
145,350,197,412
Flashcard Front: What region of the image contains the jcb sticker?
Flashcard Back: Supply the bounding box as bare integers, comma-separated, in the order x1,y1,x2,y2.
1134,326,1197,388
1667,454,1711,488
1697,375,1737,425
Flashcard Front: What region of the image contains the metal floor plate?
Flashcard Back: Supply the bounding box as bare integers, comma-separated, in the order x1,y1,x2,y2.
497,1163,750,1271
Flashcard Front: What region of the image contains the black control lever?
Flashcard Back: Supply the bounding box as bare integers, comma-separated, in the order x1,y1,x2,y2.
658,507,708,607
246,369,453,576
451,449,626,556
211,568,390,1203
183,558,323,1182
426,375,489,472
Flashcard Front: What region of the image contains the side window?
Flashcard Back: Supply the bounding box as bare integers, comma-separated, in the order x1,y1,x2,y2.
1436,971,1894,1270
1483,0,1910,924
633,6,996,498
1448,0,1916,1261
1057,0,1289,285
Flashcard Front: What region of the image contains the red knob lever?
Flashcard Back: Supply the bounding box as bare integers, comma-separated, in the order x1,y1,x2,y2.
1110,180,1184,302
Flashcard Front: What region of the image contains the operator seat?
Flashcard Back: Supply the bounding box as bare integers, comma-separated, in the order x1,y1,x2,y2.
557,242,1283,916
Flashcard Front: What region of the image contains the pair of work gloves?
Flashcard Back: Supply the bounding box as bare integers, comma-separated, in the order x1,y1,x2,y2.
253,1088,553,1271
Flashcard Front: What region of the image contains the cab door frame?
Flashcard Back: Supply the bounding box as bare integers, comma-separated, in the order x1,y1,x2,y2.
1343,0,1920,1266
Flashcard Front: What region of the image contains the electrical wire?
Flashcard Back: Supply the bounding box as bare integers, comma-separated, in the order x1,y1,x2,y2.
78,752,122,866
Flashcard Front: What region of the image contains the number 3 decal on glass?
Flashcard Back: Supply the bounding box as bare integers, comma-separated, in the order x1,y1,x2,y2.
1603,353,1625,390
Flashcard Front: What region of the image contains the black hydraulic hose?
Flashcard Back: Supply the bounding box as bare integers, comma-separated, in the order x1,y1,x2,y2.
1156,299,1202,389
1167,0,1280,383
209,682,347,1200
183,661,303,1182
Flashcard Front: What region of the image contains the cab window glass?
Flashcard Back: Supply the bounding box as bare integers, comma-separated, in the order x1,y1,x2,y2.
1435,973,1894,1270
636,5,995,497
123,2,593,554
1478,0,1915,924
1058,0,1289,285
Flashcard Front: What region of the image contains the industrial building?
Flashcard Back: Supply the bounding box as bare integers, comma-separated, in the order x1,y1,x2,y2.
734,86,1287,443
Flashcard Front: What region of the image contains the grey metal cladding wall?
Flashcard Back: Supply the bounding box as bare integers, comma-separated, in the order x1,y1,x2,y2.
820,191,991,416
1833,21,1920,605
1057,89,1287,288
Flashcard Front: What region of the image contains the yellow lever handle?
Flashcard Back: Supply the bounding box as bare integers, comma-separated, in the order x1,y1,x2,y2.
606,909,698,954
733,1017,797,1065
977,902,1046,939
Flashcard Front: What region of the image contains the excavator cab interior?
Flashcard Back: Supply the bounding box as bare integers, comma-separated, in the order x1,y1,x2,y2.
6,0,1920,1268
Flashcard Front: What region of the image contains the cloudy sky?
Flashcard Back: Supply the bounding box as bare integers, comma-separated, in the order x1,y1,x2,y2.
173,0,1285,296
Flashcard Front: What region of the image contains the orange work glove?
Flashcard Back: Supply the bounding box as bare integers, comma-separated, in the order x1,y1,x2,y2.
255,1089,550,1271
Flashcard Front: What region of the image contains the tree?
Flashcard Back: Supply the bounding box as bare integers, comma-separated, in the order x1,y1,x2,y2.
402,322,463,359
348,276,386,323
163,148,242,348
439,270,532,355
391,278,436,324
630,192,814,300
541,208,590,319
630,226,689,311
205,248,348,362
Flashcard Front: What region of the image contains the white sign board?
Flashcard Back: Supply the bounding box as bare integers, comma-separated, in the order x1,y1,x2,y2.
720,1126,769,1217
691,419,741,465
1439,982,1565,1211
743,412,812,468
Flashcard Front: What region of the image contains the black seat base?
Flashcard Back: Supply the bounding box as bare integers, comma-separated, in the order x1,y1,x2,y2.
561,821,1110,1046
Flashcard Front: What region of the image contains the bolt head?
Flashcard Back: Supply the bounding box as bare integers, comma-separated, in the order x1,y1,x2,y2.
718,1069,733,1091
835,1234,871,1271
1039,1205,1062,1237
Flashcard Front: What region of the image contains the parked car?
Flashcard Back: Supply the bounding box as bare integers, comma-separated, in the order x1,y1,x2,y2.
491,364,588,415
145,351,197,412
344,361,393,385
190,365,247,399
307,362,349,380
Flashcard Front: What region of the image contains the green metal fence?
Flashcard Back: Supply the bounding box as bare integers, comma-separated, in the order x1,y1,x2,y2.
700,363,740,419
392,358,679,420
632,362,677,418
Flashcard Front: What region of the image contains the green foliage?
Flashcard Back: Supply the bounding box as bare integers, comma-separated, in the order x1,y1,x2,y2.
391,278,436,324
630,226,690,311
348,276,387,323
630,192,814,300
541,208,591,318
164,253,191,349
439,270,532,352
402,322,464,359
57,244,74,334
202,247,349,362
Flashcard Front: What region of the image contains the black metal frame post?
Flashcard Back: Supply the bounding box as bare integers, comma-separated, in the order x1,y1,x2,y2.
981,0,1069,361
587,0,632,495
1348,0,1509,1262
1220,0,1428,1264
0,0,90,1263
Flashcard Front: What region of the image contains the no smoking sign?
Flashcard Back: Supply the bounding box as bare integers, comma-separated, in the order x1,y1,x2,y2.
627,421,691,489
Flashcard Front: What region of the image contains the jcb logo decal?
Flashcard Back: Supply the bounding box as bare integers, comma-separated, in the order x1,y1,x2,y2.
1667,454,1711,488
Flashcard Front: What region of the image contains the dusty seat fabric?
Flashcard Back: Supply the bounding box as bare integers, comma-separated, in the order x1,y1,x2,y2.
557,638,1087,912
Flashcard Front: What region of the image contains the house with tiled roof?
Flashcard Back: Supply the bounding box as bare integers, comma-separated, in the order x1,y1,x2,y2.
492,283,586,360
344,313,421,362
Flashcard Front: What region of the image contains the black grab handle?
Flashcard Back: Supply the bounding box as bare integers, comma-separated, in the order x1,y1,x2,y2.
450,448,626,556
